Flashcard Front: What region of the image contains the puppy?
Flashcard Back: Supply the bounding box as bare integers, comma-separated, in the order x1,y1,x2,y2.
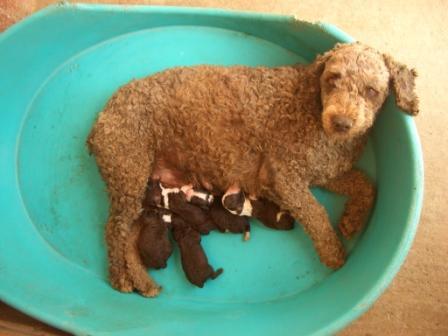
170,214,223,287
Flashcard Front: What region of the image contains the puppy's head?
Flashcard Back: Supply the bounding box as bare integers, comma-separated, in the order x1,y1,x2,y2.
316,42,419,140
143,180,163,208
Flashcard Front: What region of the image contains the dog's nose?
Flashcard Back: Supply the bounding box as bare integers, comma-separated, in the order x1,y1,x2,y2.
332,115,353,132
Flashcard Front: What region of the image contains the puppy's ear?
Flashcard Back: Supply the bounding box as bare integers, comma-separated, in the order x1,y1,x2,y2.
383,54,419,116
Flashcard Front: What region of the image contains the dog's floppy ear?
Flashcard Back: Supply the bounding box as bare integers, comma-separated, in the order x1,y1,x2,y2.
383,54,419,116
310,51,330,75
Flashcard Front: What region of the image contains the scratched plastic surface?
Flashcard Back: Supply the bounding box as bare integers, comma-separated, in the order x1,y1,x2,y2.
0,4,423,336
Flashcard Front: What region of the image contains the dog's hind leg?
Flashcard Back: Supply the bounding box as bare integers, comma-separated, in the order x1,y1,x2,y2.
88,84,160,297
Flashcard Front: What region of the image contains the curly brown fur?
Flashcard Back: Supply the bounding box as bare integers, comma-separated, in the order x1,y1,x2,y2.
88,42,418,295
320,169,376,239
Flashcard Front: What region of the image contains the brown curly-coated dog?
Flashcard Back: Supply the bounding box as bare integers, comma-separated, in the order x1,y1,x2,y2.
87,42,419,297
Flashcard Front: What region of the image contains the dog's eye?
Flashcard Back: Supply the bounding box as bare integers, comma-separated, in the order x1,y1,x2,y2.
327,73,341,85
366,86,379,98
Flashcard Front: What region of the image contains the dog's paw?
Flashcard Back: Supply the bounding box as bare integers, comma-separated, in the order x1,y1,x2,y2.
318,235,346,269
109,268,133,293
338,199,370,240
128,271,162,298
339,215,359,240
323,252,346,269
109,266,162,297
139,285,162,298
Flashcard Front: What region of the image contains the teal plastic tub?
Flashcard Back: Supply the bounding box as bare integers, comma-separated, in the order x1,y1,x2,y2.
0,4,423,336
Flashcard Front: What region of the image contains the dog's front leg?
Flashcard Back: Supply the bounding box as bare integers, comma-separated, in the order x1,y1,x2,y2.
274,182,346,269
320,169,376,239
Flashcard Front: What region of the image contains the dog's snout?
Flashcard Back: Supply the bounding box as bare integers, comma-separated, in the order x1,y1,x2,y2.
331,115,353,133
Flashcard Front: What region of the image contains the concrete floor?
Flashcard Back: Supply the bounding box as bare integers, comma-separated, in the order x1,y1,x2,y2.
1,1,447,335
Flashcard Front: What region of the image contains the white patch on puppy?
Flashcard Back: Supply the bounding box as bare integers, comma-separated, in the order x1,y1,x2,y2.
180,184,214,207
243,231,250,241
240,198,253,217
159,183,180,209
162,214,172,223
276,211,287,222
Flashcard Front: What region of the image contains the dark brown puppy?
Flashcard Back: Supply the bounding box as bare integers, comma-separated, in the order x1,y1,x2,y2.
139,184,220,287
137,209,173,269
148,181,251,239
183,186,215,209
251,198,295,230
171,214,223,288
143,180,215,234
223,191,294,230
165,191,215,234
209,197,251,239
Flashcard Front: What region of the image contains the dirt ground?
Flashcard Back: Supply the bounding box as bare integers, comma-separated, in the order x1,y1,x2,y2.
1,1,447,335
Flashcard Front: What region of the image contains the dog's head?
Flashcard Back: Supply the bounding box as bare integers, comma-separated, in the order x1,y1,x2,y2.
316,42,419,140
